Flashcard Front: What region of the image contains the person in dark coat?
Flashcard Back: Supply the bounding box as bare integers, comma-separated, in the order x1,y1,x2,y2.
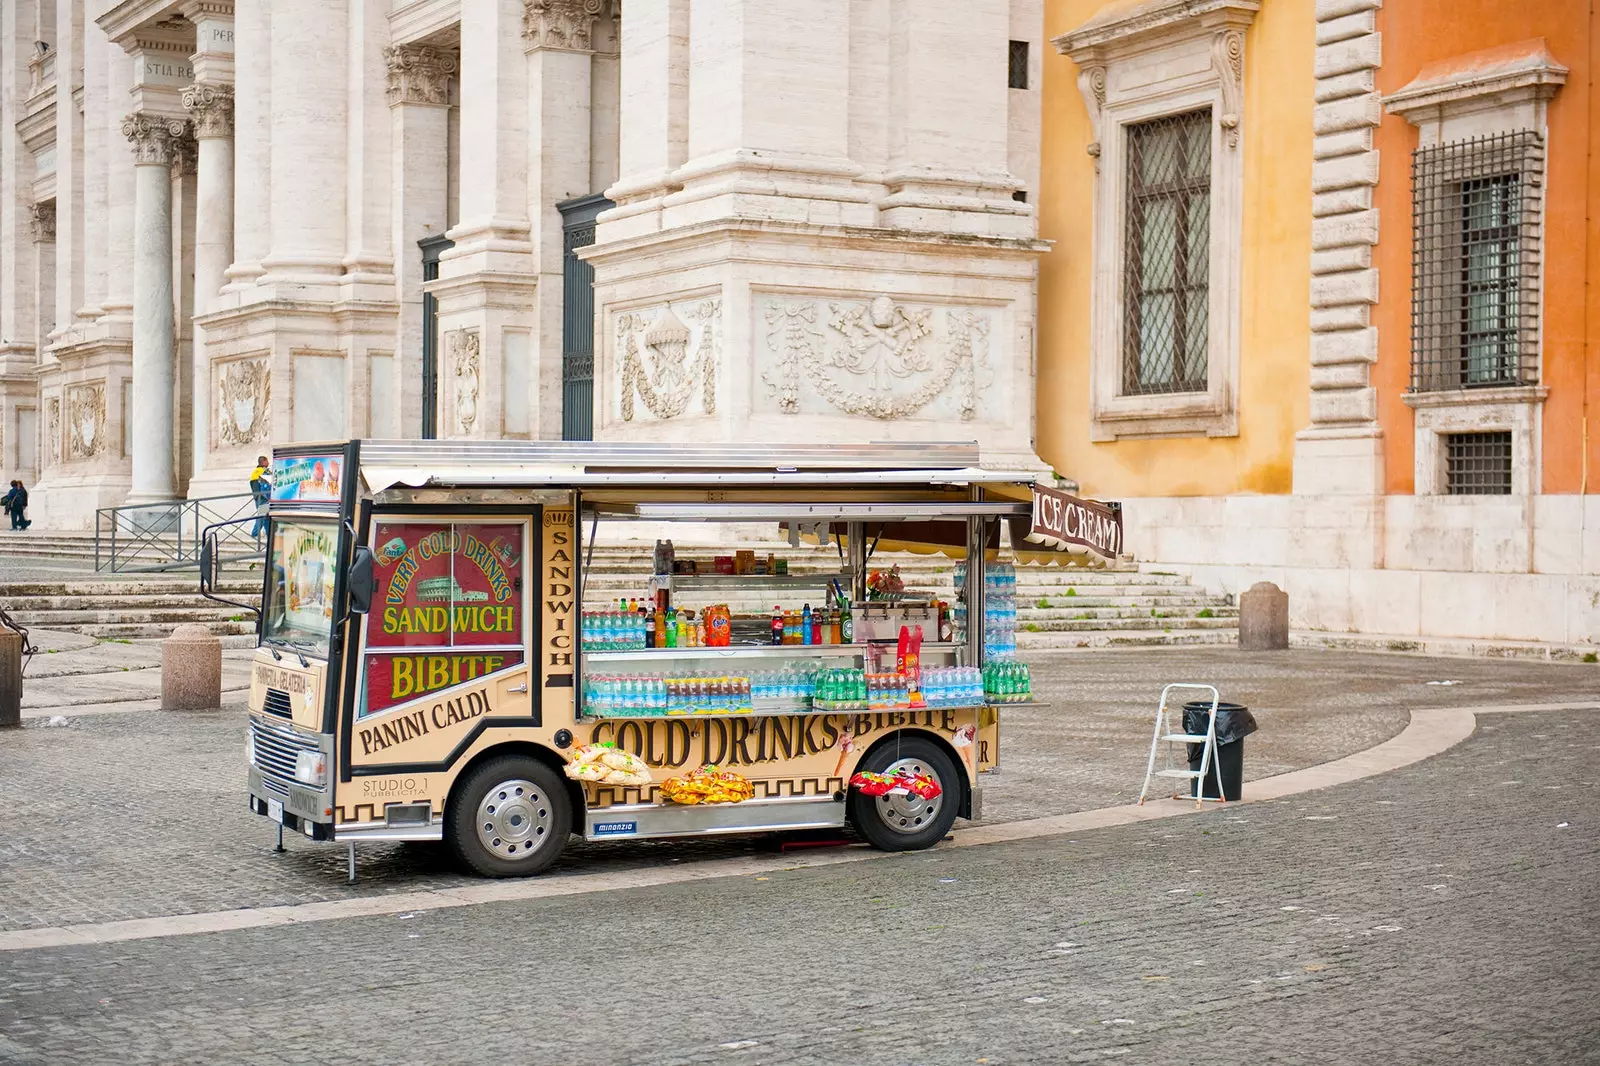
2,479,30,530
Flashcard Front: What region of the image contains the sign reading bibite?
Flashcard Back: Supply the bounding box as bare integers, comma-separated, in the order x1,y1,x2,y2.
1027,485,1123,560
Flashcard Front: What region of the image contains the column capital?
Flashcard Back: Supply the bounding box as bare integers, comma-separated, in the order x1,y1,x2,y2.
122,112,190,165
170,133,199,177
182,83,235,138
384,44,458,107
522,0,605,54
29,201,56,243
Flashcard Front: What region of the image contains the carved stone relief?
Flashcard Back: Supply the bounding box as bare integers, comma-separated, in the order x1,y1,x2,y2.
181,82,234,139
121,112,189,166
449,329,481,434
66,382,107,459
523,0,604,52
216,357,271,447
29,201,55,243
1211,30,1244,148
760,296,994,422
384,44,457,107
616,298,720,422
45,397,60,464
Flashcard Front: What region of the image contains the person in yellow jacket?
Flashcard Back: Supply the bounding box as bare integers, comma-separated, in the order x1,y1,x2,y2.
248,456,271,543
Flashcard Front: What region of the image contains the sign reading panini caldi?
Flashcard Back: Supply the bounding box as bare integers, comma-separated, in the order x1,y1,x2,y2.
1027,484,1123,559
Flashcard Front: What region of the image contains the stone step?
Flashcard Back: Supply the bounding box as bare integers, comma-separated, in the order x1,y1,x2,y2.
0,580,261,597
9,605,260,626
1018,628,1238,650
70,620,261,639
1018,616,1240,633
5,592,267,612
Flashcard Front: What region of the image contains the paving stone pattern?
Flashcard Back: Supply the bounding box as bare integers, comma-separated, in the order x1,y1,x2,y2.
0,650,1593,934
1,711,1596,1064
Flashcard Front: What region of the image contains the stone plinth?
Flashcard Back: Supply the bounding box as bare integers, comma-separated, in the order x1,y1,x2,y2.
0,629,21,728
162,623,222,710
1238,581,1289,651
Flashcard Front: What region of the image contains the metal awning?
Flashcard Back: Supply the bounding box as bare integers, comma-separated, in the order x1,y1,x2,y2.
357,439,986,472
361,466,1041,494
586,501,1031,521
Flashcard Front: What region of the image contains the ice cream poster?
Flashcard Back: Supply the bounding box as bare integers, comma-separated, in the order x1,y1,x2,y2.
276,524,337,633
270,454,344,502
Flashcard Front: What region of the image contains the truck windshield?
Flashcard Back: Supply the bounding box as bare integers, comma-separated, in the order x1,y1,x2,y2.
262,518,340,660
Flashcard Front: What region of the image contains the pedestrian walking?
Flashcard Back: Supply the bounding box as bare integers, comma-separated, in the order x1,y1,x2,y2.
2,479,30,530
249,456,271,543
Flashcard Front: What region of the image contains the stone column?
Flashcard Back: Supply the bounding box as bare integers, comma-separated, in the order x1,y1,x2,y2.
524,0,601,437
223,0,269,290
183,83,234,479
100,45,136,322
386,44,455,436
261,0,346,286
77,19,109,323
607,0,688,226
51,0,84,340
122,113,186,505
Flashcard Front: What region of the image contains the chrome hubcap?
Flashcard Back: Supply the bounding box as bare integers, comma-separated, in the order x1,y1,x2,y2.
874,757,944,835
475,778,553,860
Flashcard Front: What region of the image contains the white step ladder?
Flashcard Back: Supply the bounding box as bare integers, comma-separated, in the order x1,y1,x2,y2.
1137,683,1225,809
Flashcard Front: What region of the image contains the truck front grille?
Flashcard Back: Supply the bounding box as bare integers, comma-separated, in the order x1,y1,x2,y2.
262,688,293,719
251,717,318,788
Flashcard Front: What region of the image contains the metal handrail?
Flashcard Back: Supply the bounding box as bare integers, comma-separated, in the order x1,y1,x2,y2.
94,493,264,573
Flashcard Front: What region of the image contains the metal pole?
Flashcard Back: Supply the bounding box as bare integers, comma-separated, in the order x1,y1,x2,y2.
347,841,357,884
274,823,285,852
0,629,21,729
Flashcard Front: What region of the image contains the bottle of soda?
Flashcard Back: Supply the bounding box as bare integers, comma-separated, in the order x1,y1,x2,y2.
772,605,784,645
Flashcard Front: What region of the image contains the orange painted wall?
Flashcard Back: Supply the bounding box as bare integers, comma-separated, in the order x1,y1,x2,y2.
1374,3,1598,494
1036,0,1314,499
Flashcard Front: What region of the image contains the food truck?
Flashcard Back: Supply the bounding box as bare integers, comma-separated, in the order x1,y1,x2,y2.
220,440,1052,879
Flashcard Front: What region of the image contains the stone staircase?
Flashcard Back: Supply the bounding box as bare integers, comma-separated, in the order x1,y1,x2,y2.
0,533,1237,647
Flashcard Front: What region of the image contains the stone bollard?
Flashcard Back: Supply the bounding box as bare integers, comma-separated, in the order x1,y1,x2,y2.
163,623,223,710
1238,582,1290,651
0,628,20,728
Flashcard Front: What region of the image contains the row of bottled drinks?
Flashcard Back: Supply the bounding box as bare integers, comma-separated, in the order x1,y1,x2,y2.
582,661,1032,717
952,561,1019,660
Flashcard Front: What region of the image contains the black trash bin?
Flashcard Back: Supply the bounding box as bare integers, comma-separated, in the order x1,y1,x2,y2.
1182,701,1257,801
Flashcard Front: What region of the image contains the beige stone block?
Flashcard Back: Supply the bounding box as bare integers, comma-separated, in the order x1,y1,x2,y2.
1584,496,1600,573
1563,577,1600,645
1311,152,1379,193
1316,10,1376,45
1316,0,1381,19
1310,363,1370,390
1310,326,1377,364
1311,208,1379,250
1314,96,1382,136
1291,432,1383,496
1310,245,1372,275
1315,68,1376,103
1309,386,1376,424
1314,34,1382,80
1492,572,1570,643
1310,269,1378,308
1310,304,1369,331
162,623,222,711
1222,494,1293,530
1313,186,1373,216
1284,567,1353,632
1417,570,1497,640
1314,129,1373,159
1348,568,1421,636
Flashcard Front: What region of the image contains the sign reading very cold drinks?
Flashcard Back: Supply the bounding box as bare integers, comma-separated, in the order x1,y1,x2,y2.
1027,485,1123,560
360,521,525,716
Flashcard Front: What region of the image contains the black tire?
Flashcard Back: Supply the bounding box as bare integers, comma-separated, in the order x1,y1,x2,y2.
846,736,962,852
447,755,571,877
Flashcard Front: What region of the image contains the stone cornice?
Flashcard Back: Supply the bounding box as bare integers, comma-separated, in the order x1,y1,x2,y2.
97,0,186,45
177,0,234,20
523,0,604,53
1053,0,1259,61
1384,38,1568,122
384,44,457,107
182,82,234,137
122,112,189,165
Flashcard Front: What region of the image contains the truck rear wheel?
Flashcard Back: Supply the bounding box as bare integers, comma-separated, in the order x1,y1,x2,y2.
447,755,571,877
846,736,961,852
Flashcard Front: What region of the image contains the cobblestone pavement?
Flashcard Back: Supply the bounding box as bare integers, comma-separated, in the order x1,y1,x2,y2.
1,650,1595,933
2,710,1595,1064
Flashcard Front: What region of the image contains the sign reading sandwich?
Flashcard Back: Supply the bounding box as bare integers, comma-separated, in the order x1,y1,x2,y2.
359,520,526,717
1027,484,1123,560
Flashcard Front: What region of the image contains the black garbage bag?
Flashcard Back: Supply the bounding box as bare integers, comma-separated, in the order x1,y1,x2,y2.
1182,701,1258,746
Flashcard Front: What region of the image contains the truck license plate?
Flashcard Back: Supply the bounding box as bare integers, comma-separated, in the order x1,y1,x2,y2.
267,798,284,823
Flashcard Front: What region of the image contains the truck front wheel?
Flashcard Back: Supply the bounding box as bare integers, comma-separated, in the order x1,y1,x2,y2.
447,755,571,877
846,736,962,852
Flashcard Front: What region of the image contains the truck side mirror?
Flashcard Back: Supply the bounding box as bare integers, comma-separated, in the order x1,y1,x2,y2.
199,532,220,593
348,546,375,615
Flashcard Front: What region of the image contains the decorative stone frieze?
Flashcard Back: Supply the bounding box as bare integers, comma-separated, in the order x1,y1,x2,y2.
181,83,234,139
29,202,55,243
383,45,458,107
45,397,60,465
66,383,108,459
616,299,721,422
215,357,271,447
522,0,605,53
121,112,190,166
449,329,481,434
759,297,993,423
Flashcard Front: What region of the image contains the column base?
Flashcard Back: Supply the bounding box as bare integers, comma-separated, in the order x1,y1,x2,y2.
1292,425,1384,496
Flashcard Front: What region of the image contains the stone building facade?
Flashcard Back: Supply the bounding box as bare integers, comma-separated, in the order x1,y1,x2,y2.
0,0,1048,528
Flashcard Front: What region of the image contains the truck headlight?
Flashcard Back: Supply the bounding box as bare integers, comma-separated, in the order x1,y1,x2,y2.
295,750,327,788
246,730,256,768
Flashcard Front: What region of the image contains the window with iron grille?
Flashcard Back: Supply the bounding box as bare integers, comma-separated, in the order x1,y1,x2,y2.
1444,431,1513,495
1122,108,1211,396
1008,41,1029,90
1410,131,1544,393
